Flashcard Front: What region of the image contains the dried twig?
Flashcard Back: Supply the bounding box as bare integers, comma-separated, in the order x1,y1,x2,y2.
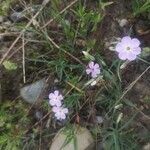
22,34,26,83
105,65,150,120
0,0,50,65
45,34,85,66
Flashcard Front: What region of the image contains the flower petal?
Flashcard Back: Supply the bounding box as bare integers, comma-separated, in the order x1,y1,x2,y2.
116,43,123,52
94,63,100,69
60,113,66,119
89,61,94,68
52,106,60,112
58,95,63,101
118,52,127,60
94,68,100,75
55,100,62,107
121,36,131,44
49,99,56,106
127,53,137,61
86,68,91,74
55,113,61,120
132,47,141,55
49,93,55,99
63,108,68,114
131,38,140,47
91,71,98,78
54,90,59,96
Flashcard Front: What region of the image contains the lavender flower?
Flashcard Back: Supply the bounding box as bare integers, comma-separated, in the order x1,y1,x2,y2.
52,106,68,120
86,61,101,78
115,36,141,61
49,90,63,107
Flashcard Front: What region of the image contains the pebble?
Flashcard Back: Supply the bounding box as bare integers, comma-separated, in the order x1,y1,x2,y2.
10,12,24,22
96,116,103,124
118,19,128,27
35,111,43,120
20,79,47,104
0,16,4,23
143,143,150,150
50,125,94,150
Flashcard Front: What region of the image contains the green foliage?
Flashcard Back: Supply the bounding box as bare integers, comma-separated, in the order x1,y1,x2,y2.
100,1,114,10
0,0,17,15
103,128,139,150
3,60,18,71
0,101,30,150
132,0,150,16
61,125,79,150
64,92,82,109
73,4,103,36
141,47,150,58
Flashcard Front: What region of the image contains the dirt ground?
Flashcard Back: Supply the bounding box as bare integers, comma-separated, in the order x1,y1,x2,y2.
0,0,150,149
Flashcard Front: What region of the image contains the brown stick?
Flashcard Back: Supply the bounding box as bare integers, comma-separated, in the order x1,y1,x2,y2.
0,0,50,65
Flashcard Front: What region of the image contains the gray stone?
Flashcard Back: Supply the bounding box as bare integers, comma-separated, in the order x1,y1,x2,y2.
50,125,94,150
20,79,47,104
35,111,43,120
143,143,150,150
10,12,24,22
96,116,103,124
118,19,128,27
0,16,4,23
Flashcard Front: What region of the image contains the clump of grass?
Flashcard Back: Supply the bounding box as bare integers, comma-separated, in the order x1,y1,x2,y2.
0,0,17,15
132,0,150,16
0,101,30,150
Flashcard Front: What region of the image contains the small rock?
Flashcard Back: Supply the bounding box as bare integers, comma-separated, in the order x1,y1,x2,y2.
54,78,59,83
0,35,4,42
96,116,103,124
50,125,94,150
35,110,43,120
20,79,47,104
91,80,97,86
118,19,128,27
0,16,4,23
143,143,150,150
4,21,11,26
10,12,24,22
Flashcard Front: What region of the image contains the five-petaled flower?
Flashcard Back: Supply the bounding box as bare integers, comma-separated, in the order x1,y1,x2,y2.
52,106,68,120
49,90,63,107
86,61,101,78
115,36,141,61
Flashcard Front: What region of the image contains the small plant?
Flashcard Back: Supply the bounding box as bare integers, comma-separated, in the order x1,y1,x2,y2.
0,0,16,15
132,0,150,16
0,101,30,150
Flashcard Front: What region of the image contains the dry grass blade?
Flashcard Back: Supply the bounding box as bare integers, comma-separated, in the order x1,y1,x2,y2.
0,0,50,65
45,34,85,66
120,65,150,101
105,65,150,119
22,34,26,83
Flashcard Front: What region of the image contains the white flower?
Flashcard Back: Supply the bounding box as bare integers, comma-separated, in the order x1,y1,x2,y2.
49,90,63,107
52,106,68,120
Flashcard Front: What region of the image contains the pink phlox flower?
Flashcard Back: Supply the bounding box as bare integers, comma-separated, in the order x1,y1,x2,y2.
52,106,68,120
115,36,141,61
49,90,63,107
86,61,101,78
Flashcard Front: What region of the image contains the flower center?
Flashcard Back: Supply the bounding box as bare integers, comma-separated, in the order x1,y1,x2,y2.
126,46,131,51
91,68,95,71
